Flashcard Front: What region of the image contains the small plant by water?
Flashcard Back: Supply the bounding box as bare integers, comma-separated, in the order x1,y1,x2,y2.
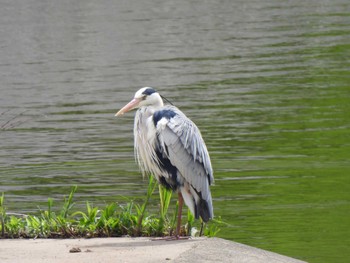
0,177,222,239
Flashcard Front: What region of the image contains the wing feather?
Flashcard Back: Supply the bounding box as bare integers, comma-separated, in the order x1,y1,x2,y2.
155,108,214,200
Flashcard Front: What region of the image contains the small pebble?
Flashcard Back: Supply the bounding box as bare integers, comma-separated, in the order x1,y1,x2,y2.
69,247,81,253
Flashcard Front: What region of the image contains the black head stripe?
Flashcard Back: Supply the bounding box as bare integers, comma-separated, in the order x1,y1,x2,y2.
142,88,157,96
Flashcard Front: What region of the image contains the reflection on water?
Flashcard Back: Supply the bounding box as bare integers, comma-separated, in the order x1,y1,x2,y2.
1,1,349,262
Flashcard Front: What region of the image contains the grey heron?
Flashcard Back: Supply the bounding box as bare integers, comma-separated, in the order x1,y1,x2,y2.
115,87,214,237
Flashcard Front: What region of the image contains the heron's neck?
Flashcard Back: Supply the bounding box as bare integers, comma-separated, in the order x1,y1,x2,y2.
139,95,164,114
154,95,164,108
143,103,163,115
138,101,163,117
149,96,164,109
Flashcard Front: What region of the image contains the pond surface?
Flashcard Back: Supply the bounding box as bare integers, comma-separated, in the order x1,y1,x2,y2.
1,1,349,262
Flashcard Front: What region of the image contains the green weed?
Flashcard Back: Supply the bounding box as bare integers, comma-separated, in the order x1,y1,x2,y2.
0,177,222,239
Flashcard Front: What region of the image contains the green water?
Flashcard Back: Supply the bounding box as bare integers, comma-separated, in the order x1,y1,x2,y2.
211,74,350,262
1,1,350,262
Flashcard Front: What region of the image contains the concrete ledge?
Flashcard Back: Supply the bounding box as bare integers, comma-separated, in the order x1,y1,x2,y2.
0,237,306,263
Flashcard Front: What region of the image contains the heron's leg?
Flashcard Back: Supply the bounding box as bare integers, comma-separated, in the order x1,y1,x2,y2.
175,191,184,237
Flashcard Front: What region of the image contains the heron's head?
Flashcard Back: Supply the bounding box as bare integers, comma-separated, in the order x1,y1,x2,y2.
115,87,163,116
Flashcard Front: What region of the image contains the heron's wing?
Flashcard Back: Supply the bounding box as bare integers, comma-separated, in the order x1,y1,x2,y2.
154,108,213,198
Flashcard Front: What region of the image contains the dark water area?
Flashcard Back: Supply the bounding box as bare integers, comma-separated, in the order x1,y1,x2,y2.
1,1,350,262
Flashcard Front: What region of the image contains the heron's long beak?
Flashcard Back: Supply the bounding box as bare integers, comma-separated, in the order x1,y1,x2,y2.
115,98,141,116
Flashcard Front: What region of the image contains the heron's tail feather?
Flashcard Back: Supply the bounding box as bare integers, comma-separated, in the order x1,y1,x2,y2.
198,198,211,222
181,185,213,223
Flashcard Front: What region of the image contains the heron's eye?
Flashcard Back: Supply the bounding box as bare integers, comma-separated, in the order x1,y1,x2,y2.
141,95,147,100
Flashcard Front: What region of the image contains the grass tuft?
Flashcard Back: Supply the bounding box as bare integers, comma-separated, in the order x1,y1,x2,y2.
0,177,222,239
